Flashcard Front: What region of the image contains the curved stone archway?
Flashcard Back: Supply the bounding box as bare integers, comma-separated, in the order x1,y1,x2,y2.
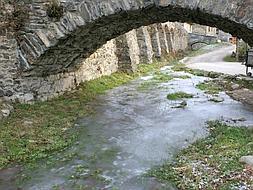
16,0,253,76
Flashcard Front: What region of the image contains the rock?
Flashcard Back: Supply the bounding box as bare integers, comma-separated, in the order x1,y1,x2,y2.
248,125,253,130
0,166,21,182
4,90,13,97
209,97,224,103
238,117,247,122
239,156,253,167
231,84,240,90
231,117,246,122
0,89,4,97
0,99,13,119
23,93,34,102
1,109,10,117
247,142,253,148
23,120,34,127
172,100,187,108
207,71,222,78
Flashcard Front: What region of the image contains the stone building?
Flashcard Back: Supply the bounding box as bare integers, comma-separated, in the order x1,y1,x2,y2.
183,23,218,37
183,23,231,44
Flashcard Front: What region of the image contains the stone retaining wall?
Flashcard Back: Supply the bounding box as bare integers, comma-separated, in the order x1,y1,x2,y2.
0,22,189,103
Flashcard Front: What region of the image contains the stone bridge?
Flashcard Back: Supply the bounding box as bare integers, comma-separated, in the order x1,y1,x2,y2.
13,0,253,76
189,33,218,50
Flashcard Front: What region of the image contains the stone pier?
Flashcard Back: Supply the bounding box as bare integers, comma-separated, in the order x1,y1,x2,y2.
158,24,170,57
148,24,162,59
136,26,153,64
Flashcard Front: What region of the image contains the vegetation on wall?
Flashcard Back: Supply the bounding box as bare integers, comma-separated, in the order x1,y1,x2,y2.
0,0,29,32
237,41,248,62
46,0,64,20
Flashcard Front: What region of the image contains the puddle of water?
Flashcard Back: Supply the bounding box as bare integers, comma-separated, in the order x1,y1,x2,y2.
2,66,253,190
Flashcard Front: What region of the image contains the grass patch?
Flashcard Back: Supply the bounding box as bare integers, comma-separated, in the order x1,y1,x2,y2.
153,72,174,82
147,121,253,189
176,75,191,79
0,60,173,169
231,77,253,91
137,70,191,91
167,92,193,100
171,63,222,78
172,63,253,92
196,81,223,94
137,71,174,91
223,55,237,62
137,81,158,91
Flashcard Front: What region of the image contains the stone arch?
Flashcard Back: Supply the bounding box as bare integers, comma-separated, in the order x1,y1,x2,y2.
14,0,253,76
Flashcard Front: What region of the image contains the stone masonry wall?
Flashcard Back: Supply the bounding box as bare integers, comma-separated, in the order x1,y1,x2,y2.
10,39,118,102
0,22,189,103
0,31,18,98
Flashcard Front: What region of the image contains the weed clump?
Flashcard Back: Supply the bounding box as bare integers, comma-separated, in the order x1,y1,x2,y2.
167,92,193,100
47,0,64,20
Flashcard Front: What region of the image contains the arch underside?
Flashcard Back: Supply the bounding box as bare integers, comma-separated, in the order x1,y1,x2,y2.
23,5,253,76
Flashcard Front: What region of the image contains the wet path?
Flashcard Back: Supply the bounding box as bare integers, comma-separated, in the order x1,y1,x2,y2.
6,66,253,190
186,45,246,75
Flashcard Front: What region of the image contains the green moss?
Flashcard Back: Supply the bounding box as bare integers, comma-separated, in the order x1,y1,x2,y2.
196,81,223,94
0,61,174,169
171,63,189,72
223,55,237,62
137,70,174,91
177,75,191,79
137,81,158,91
137,68,191,91
167,92,193,100
147,121,253,189
172,62,253,93
153,72,174,82
171,63,222,78
232,78,253,91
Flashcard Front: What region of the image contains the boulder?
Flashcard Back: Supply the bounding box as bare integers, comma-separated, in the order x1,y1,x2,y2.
1,109,10,117
231,84,240,90
209,97,224,103
240,156,253,167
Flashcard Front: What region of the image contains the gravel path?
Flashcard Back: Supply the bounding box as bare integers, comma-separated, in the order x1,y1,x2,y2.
186,45,248,75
